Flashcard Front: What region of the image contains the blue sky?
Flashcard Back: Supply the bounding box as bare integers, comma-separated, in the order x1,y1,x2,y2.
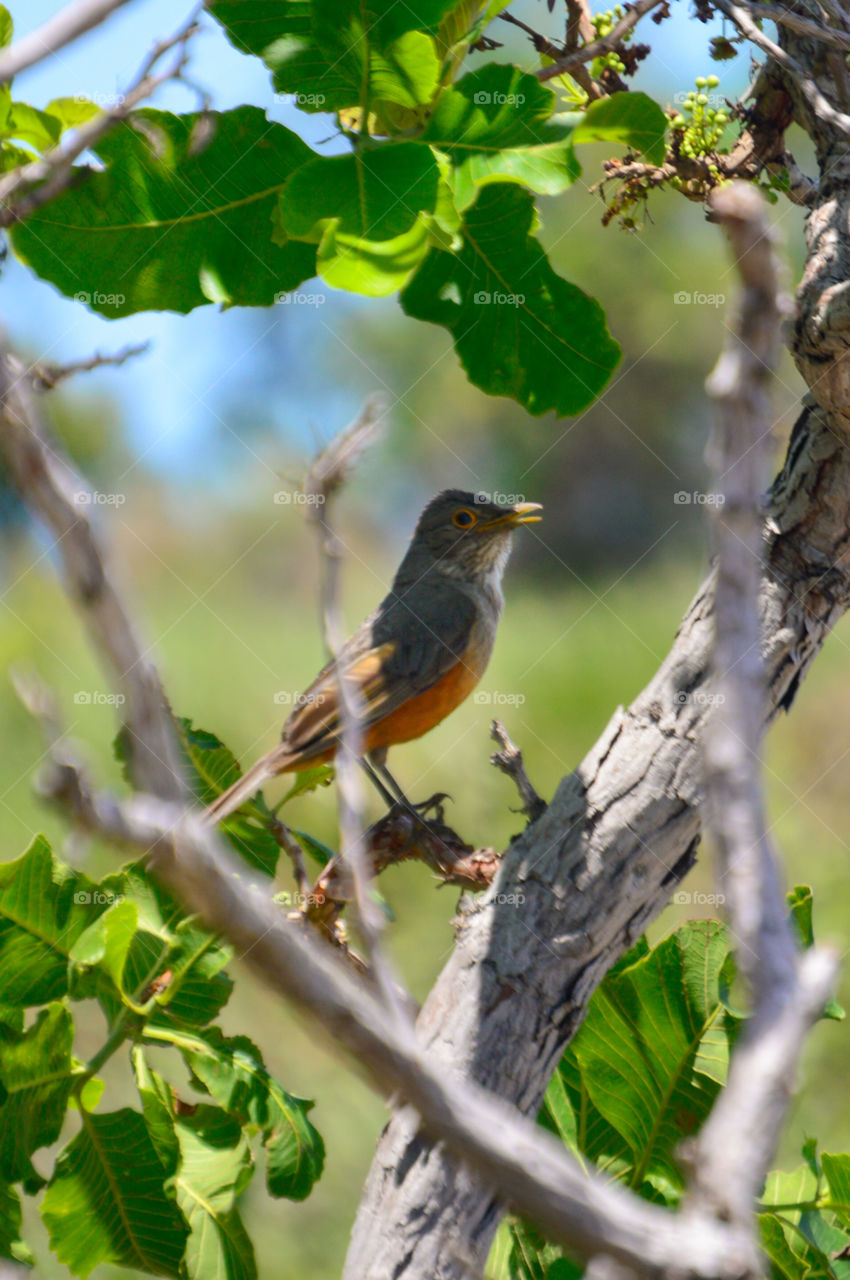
3,0,737,480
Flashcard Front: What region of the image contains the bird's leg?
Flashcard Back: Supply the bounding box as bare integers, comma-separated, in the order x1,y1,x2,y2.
368,752,449,823
357,756,398,809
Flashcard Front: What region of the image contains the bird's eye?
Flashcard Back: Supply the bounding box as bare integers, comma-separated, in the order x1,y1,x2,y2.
452,509,477,529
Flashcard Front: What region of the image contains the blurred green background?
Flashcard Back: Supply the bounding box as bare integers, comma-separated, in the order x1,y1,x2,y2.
1,1,846,1276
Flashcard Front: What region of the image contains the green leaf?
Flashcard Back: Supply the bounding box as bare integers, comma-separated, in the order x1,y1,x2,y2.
280,144,440,294
0,1182,32,1265
4,101,61,150
823,1154,850,1230
132,1048,181,1178
787,885,844,1020
759,1213,811,1280
45,96,102,131
165,1027,324,1200
401,183,620,415
11,106,317,317
173,1106,256,1280
150,920,234,1029
69,898,138,991
41,1108,188,1278
570,91,668,166
0,1003,75,1185
277,763,335,806
0,7,12,48
544,921,741,1198
291,827,336,867
0,835,104,1005
176,719,279,875
212,0,456,114
424,64,581,210
490,1217,581,1280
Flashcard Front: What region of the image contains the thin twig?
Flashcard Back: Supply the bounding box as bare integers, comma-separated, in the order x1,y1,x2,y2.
304,397,408,1021
490,720,546,822
27,342,150,391
714,0,850,137
0,0,136,86
0,11,201,227
733,0,850,53
535,0,665,82
688,182,838,1225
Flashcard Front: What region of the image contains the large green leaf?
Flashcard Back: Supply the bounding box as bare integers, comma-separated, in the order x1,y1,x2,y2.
165,1027,324,1200
41,1108,188,1278
173,1106,256,1280
279,144,440,294
12,106,317,317
401,183,620,415
540,922,740,1200
0,835,103,1005
0,1002,75,1186
424,64,580,210
212,0,455,114
570,92,668,166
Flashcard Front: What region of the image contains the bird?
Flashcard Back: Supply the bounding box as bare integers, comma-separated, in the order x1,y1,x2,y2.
203,489,542,824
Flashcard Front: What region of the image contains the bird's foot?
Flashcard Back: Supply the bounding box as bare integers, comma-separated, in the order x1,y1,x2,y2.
410,791,451,823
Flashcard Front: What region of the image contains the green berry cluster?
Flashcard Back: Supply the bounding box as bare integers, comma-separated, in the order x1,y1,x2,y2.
669,76,729,162
591,7,628,76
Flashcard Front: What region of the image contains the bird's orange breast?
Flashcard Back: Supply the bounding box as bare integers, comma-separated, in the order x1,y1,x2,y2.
363,654,484,752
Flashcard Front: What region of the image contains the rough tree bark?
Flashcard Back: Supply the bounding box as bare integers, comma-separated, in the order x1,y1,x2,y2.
344,36,850,1280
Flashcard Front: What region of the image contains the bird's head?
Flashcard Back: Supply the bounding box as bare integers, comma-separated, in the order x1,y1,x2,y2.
395,489,542,586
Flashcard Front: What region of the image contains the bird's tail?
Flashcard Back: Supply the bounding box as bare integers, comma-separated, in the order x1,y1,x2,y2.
202,746,295,825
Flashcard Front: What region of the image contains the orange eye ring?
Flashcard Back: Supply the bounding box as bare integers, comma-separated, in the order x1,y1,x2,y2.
452,508,477,529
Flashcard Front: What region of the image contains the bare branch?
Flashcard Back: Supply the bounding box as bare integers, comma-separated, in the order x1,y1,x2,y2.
304,397,408,1021
0,0,136,86
535,0,665,82
489,719,546,822
27,342,150,391
689,182,839,1224
0,12,201,228
731,0,850,54
0,341,182,798
714,0,850,137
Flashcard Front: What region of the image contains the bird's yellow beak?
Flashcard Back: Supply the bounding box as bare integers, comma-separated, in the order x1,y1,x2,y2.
483,502,543,528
